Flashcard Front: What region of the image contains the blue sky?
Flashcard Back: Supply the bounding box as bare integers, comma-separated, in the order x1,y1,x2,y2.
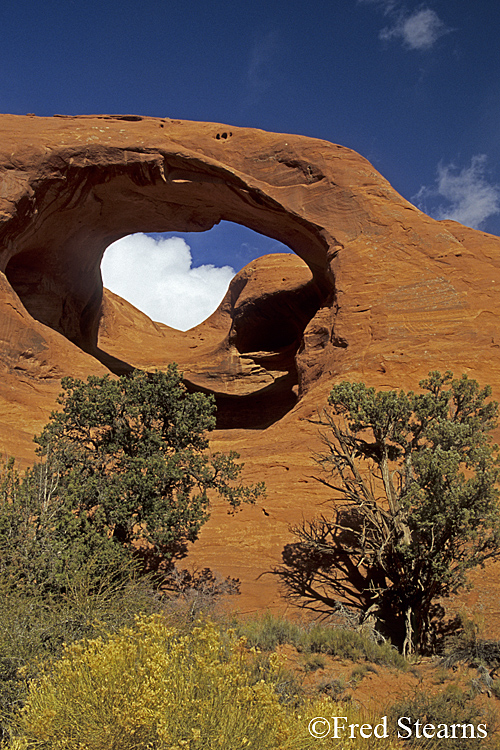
3,0,499,328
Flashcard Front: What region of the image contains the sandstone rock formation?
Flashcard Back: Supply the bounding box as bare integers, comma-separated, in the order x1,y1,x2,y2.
2,113,500,617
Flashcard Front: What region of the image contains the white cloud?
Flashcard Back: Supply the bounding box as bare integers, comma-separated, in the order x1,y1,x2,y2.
380,8,450,50
359,1,452,51
414,155,500,229
101,234,235,331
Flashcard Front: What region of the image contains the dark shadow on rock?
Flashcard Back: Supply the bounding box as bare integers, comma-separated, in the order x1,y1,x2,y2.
94,347,135,375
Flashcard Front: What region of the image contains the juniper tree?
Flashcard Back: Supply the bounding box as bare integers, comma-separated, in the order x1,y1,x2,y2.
32,365,264,570
278,372,500,654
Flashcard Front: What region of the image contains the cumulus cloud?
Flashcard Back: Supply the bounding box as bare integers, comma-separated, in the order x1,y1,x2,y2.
101,234,235,331
380,8,450,50
359,1,452,50
413,155,500,229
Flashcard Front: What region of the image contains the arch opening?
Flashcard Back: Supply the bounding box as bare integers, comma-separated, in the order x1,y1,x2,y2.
97,224,327,428
100,223,294,331
3,154,334,428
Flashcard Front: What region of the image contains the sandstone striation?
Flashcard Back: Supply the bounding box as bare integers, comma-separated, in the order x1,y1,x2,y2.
1,114,500,617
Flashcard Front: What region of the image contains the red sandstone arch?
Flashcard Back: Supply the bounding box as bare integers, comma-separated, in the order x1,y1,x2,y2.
3,151,332,352
3,115,500,618
1,114,500,447
0,118,336,352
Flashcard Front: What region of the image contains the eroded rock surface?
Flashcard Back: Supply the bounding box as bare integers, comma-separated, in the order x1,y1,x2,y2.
2,114,500,616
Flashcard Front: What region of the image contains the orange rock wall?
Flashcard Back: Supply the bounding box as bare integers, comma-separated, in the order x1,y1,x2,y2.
1,114,500,615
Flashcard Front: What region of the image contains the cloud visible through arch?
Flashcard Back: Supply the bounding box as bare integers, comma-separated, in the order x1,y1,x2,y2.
101,234,235,331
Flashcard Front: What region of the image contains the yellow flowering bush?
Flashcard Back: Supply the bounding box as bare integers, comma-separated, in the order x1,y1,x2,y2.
7,616,401,750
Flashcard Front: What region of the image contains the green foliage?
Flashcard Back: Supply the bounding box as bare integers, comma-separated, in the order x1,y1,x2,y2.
0,457,131,599
0,365,265,740
6,616,402,750
318,675,353,702
349,664,378,685
0,557,164,743
490,679,500,700
302,653,327,672
34,366,264,563
389,684,497,749
236,612,305,651
303,623,407,667
278,371,500,654
0,455,161,739
236,612,407,668
442,612,500,672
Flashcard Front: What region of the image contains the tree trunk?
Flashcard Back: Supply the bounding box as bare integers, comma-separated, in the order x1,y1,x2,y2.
402,605,413,657
380,449,412,545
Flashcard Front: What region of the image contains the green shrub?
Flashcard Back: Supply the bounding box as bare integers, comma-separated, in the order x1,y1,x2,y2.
491,679,500,700
281,372,500,655
304,622,406,668
302,653,327,672
350,664,378,685
34,367,264,567
389,683,497,748
236,612,304,651
237,613,407,668
318,675,351,701
442,613,500,671
0,560,161,742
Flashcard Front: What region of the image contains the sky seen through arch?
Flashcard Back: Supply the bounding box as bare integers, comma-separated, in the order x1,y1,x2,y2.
101,223,293,331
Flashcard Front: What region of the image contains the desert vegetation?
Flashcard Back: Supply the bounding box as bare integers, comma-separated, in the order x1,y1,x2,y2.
33,365,265,569
278,371,500,655
5,614,411,750
0,366,264,746
3,601,500,748
2,368,500,747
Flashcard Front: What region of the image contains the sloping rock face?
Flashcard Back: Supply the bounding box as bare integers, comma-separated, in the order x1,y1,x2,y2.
2,114,500,616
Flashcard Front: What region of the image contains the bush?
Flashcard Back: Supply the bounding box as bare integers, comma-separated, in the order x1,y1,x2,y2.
6,616,402,750
350,664,378,685
236,612,407,668
389,684,498,748
304,623,407,668
0,363,265,742
279,372,500,654
442,613,500,671
236,612,305,651
302,653,327,672
33,366,265,570
0,559,161,743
